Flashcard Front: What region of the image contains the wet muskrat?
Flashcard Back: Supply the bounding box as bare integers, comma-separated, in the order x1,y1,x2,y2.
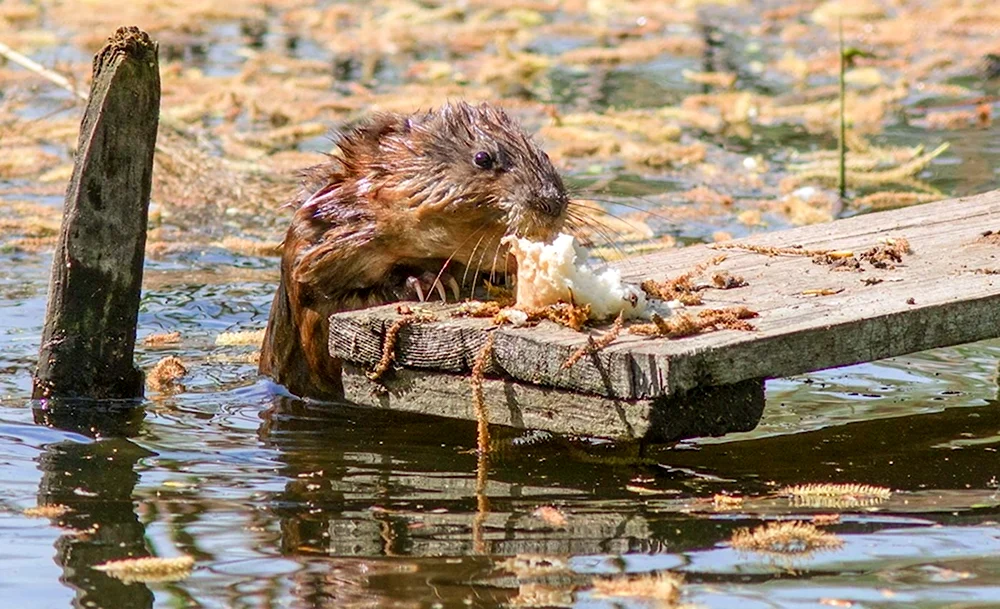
259,102,570,399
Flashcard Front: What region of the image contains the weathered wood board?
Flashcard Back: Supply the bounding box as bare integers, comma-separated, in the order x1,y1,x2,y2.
329,189,1000,440
340,364,764,441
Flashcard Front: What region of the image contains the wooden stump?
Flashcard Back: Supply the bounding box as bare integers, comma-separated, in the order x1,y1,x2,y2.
32,27,160,400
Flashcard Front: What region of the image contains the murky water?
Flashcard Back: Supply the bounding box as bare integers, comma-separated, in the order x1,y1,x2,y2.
4,2,1000,608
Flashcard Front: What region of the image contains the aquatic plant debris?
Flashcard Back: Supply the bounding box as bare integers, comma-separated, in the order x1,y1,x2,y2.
214,329,266,347
590,571,684,603
712,494,745,510
779,483,892,508
142,331,181,346
630,307,758,339
22,504,70,518
714,237,911,272
640,255,731,306
93,555,194,584
562,311,625,369
146,356,187,392
788,143,950,190
779,483,892,500
852,191,942,210
368,312,437,381
859,237,912,269
730,521,844,555
712,242,838,257
471,330,496,455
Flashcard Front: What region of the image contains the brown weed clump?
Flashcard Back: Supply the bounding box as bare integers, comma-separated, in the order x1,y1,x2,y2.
520,302,592,332
852,191,941,210
214,329,266,347
730,521,843,555
590,571,683,604
454,301,504,318
368,312,436,381
146,356,187,392
860,237,911,269
779,483,892,508
23,504,70,518
142,331,181,346
640,255,731,306
712,242,833,257
712,494,745,510
93,555,194,584
562,311,624,369
630,307,758,339
471,331,497,455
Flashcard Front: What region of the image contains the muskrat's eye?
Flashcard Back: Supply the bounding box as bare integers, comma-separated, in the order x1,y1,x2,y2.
473,151,494,170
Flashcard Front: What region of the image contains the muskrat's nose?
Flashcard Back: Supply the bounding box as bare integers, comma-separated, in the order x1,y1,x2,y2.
540,196,567,218
537,184,568,218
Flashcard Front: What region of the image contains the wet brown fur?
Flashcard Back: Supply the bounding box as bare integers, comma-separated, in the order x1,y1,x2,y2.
260,102,568,399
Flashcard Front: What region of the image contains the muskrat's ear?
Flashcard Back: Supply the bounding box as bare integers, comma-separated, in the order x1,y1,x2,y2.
338,112,406,149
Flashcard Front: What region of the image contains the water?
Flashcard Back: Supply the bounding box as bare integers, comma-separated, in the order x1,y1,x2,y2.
4,1,1000,607
4,242,1000,607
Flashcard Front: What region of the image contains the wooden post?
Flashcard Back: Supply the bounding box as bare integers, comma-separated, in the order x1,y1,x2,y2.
32,26,160,400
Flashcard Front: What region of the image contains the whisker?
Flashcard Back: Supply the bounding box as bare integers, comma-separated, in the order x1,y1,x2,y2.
488,235,505,287
433,224,490,302
568,200,670,241
463,231,492,296
565,215,627,263
504,236,512,288
567,197,677,257
568,185,666,209
472,232,503,300
572,197,666,220
569,192,678,226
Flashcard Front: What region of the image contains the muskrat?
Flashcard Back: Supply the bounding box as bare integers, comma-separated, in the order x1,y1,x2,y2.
260,102,570,399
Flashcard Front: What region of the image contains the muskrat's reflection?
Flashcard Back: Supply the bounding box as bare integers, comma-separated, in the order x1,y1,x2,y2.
34,404,155,609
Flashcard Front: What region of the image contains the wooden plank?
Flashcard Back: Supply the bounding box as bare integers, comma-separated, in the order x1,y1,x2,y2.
330,190,1000,401
33,27,160,400
340,364,764,442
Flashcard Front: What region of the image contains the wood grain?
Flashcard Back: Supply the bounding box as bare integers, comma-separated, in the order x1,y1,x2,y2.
340,364,764,442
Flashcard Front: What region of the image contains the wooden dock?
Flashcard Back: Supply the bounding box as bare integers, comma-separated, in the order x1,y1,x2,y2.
328,189,1000,442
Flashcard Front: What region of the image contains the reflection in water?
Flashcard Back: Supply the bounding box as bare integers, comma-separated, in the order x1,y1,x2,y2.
669,393,1000,493
4,360,999,608
34,425,155,609
242,391,1000,606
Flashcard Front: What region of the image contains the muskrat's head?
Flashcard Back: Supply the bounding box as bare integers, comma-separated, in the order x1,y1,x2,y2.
337,101,569,243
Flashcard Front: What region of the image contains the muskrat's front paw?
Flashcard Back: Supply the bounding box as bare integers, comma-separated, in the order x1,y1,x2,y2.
402,272,461,303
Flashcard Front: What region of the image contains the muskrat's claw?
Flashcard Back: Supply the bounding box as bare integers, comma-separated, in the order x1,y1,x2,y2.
432,277,447,302
446,276,461,302
403,272,453,303
405,275,427,302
